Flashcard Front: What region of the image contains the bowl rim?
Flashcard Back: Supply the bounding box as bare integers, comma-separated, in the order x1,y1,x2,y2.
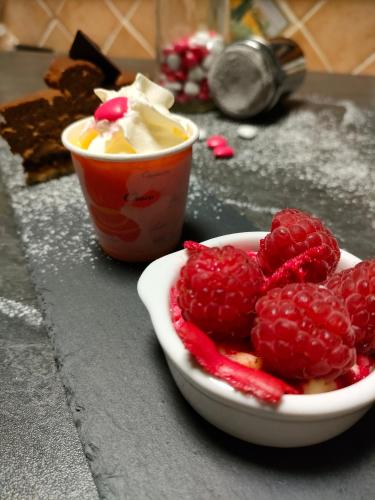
61,116,199,162
138,231,375,419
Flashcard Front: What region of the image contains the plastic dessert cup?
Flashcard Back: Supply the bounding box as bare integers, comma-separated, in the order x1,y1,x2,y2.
62,117,199,261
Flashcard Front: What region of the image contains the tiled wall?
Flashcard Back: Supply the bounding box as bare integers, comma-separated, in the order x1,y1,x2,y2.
278,0,375,75
1,0,374,75
0,0,156,59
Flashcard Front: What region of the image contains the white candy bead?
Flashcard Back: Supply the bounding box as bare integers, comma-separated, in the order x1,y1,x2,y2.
164,81,182,94
166,53,181,71
190,30,210,46
198,128,207,141
208,38,224,55
237,125,258,140
188,66,205,82
184,81,200,97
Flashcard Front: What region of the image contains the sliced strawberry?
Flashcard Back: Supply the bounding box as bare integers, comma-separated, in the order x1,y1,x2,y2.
261,245,332,292
177,321,297,404
170,288,298,404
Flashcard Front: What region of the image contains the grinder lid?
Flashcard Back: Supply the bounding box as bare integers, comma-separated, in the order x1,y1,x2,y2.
208,37,305,119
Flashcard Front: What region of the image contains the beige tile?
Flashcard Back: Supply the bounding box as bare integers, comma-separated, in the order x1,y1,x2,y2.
284,0,319,19
3,0,51,45
357,55,375,76
57,0,120,47
42,0,61,14
112,0,138,17
107,26,152,59
281,21,298,37
128,0,156,51
157,0,203,46
305,0,375,73
290,29,326,72
42,23,72,53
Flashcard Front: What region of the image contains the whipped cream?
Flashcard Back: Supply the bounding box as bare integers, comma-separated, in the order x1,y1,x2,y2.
79,74,190,154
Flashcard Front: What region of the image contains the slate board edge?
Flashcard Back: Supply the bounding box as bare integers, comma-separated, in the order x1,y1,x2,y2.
0,147,102,499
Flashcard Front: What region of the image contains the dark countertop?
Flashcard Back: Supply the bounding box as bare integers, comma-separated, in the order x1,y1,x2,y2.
0,51,374,499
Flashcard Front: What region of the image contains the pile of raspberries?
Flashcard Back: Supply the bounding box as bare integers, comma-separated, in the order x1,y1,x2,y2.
172,209,375,404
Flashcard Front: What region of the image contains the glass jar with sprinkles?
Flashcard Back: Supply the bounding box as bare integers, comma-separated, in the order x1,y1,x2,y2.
156,0,229,112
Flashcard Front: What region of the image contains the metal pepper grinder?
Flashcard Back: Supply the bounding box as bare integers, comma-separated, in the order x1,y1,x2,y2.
208,37,306,119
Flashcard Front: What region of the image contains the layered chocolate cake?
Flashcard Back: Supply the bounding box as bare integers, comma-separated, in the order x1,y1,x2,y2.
44,56,104,117
0,85,93,183
0,31,137,184
0,59,104,183
45,56,103,96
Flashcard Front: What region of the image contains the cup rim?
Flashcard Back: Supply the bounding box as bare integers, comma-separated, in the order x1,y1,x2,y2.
61,116,199,162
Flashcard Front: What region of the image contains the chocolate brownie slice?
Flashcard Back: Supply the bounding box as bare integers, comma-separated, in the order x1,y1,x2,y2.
0,31,138,184
44,57,104,99
0,89,83,184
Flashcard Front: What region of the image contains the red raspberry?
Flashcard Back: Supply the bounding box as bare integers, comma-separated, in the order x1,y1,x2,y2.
252,283,356,380
177,245,264,339
336,354,374,388
326,260,375,353
258,209,340,285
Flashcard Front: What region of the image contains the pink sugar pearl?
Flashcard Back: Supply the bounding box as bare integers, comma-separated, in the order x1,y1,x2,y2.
173,39,189,53
94,97,128,122
206,135,227,149
183,50,199,68
213,145,234,159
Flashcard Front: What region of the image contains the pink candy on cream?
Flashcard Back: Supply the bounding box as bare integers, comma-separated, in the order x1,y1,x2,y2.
94,96,128,122
77,74,191,155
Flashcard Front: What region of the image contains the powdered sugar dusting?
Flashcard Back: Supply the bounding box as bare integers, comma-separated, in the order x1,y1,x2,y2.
14,176,98,272
0,138,100,275
187,94,375,258
0,296,43,328
0,93,374,274
187,173,224,220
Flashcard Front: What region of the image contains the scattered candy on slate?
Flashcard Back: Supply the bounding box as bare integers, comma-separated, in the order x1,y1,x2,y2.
205,134,235,159
237,124,258,140
213,145,234,159
198,128,207,141
206,135,227,149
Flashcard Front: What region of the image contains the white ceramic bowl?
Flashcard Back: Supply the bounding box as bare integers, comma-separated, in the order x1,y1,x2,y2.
137,231,375,447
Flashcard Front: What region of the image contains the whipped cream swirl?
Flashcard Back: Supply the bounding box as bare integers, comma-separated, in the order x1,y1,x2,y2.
83,74,190,154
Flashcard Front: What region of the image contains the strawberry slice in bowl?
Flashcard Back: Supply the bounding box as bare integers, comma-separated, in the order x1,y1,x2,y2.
138,231,375,448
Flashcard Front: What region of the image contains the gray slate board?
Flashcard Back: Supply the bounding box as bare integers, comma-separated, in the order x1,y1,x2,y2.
1,92,375,500
0,169,98,499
